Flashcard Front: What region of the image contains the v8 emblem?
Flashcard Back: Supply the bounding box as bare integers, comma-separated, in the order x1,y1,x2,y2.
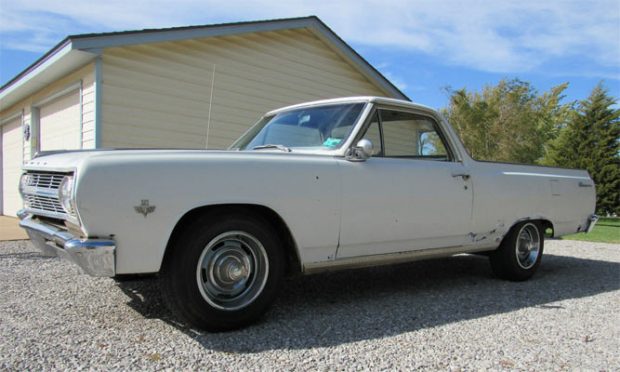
134,199,156,217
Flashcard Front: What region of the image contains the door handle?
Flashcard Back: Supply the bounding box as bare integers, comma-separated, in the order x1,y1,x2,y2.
451,172,470,180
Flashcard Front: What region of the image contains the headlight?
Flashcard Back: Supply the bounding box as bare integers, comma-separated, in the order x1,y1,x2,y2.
58,176,75,214
18,174,31,197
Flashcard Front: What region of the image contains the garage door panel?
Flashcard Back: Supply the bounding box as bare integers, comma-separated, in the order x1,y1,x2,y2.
40,91,81,151
2,118,23,216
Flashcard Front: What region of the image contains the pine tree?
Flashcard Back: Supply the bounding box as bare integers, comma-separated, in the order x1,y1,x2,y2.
545,84,620,215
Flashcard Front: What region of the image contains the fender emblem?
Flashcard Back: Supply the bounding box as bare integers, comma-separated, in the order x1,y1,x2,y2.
135,199,156,217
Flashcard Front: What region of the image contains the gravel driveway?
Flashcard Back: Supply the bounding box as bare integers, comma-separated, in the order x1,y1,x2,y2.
1,239,618,370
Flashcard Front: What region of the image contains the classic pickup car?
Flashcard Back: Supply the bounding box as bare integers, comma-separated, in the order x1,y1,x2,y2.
18,97,597,331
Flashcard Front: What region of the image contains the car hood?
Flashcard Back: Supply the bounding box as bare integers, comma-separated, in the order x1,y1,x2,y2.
22,148,336,172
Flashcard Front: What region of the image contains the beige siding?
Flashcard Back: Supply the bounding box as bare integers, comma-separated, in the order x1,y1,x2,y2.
1,117,23,216
82,72,96,149
383,120,419,156
101,28,387,149
39,90,81,151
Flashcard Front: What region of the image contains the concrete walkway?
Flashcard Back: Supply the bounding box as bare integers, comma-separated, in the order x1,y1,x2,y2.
0,216,28,241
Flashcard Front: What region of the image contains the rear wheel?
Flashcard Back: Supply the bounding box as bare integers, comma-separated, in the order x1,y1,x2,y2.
489,221,544,281
160,213,285,331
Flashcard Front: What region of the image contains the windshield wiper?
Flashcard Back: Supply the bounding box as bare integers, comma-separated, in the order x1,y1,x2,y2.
252,144,292,152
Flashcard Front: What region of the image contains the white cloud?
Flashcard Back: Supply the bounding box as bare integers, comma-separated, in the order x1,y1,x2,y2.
1,0,619,76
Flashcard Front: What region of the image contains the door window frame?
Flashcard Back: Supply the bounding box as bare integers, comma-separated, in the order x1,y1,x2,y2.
353,105,457,162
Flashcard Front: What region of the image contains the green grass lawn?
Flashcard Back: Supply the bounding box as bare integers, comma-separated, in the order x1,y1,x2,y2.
561,217,620,244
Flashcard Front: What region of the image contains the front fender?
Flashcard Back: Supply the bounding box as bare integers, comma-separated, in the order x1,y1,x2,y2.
74,153,341,274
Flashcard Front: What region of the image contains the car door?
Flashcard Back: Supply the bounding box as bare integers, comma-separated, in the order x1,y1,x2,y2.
337,107,474,258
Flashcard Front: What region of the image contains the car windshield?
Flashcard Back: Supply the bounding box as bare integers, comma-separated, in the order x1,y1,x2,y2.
230,103,366,151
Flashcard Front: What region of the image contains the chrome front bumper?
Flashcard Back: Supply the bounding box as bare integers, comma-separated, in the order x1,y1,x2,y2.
17,210,116,277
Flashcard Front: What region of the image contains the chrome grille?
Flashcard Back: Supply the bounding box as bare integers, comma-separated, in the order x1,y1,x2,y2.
24,172,64,189
22,171,75,219
23,194,65,214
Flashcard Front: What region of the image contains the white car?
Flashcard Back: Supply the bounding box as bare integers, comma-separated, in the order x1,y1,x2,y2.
18,96,598,331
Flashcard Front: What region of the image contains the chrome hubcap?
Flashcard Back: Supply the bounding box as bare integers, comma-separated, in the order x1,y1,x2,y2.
196,231,269,311
515,223,541,269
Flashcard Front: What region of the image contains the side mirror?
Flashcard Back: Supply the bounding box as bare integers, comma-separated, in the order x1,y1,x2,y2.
346,139,373,162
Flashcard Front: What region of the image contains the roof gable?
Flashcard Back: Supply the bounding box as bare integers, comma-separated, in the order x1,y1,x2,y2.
1,16,408,111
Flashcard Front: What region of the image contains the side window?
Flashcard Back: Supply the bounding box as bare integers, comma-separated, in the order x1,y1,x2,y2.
379,110,450,160
361,112,383,156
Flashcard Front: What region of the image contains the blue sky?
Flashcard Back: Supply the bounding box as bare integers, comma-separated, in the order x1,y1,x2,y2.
1,0,619,109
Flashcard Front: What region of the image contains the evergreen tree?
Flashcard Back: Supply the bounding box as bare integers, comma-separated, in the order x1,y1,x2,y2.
544,84,620,215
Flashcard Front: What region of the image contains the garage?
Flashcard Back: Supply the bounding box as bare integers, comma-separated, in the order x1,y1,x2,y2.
1,116,23,216
38,90,81,151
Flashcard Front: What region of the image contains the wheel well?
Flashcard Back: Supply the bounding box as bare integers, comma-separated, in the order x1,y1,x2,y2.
540,219,554,238
163,204,302,275
507,218,554,238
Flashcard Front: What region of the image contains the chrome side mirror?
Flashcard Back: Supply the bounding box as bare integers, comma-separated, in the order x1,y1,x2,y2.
346,139,373,162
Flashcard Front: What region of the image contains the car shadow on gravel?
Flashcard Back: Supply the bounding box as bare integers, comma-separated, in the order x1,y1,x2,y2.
115,252,620,352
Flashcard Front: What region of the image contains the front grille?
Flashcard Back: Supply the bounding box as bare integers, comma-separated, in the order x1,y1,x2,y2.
23,194,65,214
23,172,64,189
22,171,75,219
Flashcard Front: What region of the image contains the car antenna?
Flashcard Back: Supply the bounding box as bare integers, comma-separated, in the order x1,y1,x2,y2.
205,64,216,149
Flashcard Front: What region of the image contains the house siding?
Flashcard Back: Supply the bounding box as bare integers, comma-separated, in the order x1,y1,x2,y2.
101,28,387,149
81,71,96,149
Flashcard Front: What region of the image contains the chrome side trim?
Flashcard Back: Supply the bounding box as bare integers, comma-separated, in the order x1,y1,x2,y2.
18,210,116,277
303,244,497,274
503,172,590,180
586,214,599,234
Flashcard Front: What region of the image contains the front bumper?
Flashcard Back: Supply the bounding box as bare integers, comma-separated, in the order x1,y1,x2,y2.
17,210,116,277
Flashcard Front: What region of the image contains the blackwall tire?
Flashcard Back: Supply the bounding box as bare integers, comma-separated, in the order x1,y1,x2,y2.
160,213,285,331
489,221,544,281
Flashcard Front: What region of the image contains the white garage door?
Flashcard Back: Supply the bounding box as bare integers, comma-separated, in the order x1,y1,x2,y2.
39,91,81,151
1,117,23,216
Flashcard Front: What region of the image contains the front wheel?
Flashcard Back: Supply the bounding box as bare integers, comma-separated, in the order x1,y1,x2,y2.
489,221,544,281
160,213,285,331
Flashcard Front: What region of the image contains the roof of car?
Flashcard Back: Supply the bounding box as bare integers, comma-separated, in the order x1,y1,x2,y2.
266,96,436,116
